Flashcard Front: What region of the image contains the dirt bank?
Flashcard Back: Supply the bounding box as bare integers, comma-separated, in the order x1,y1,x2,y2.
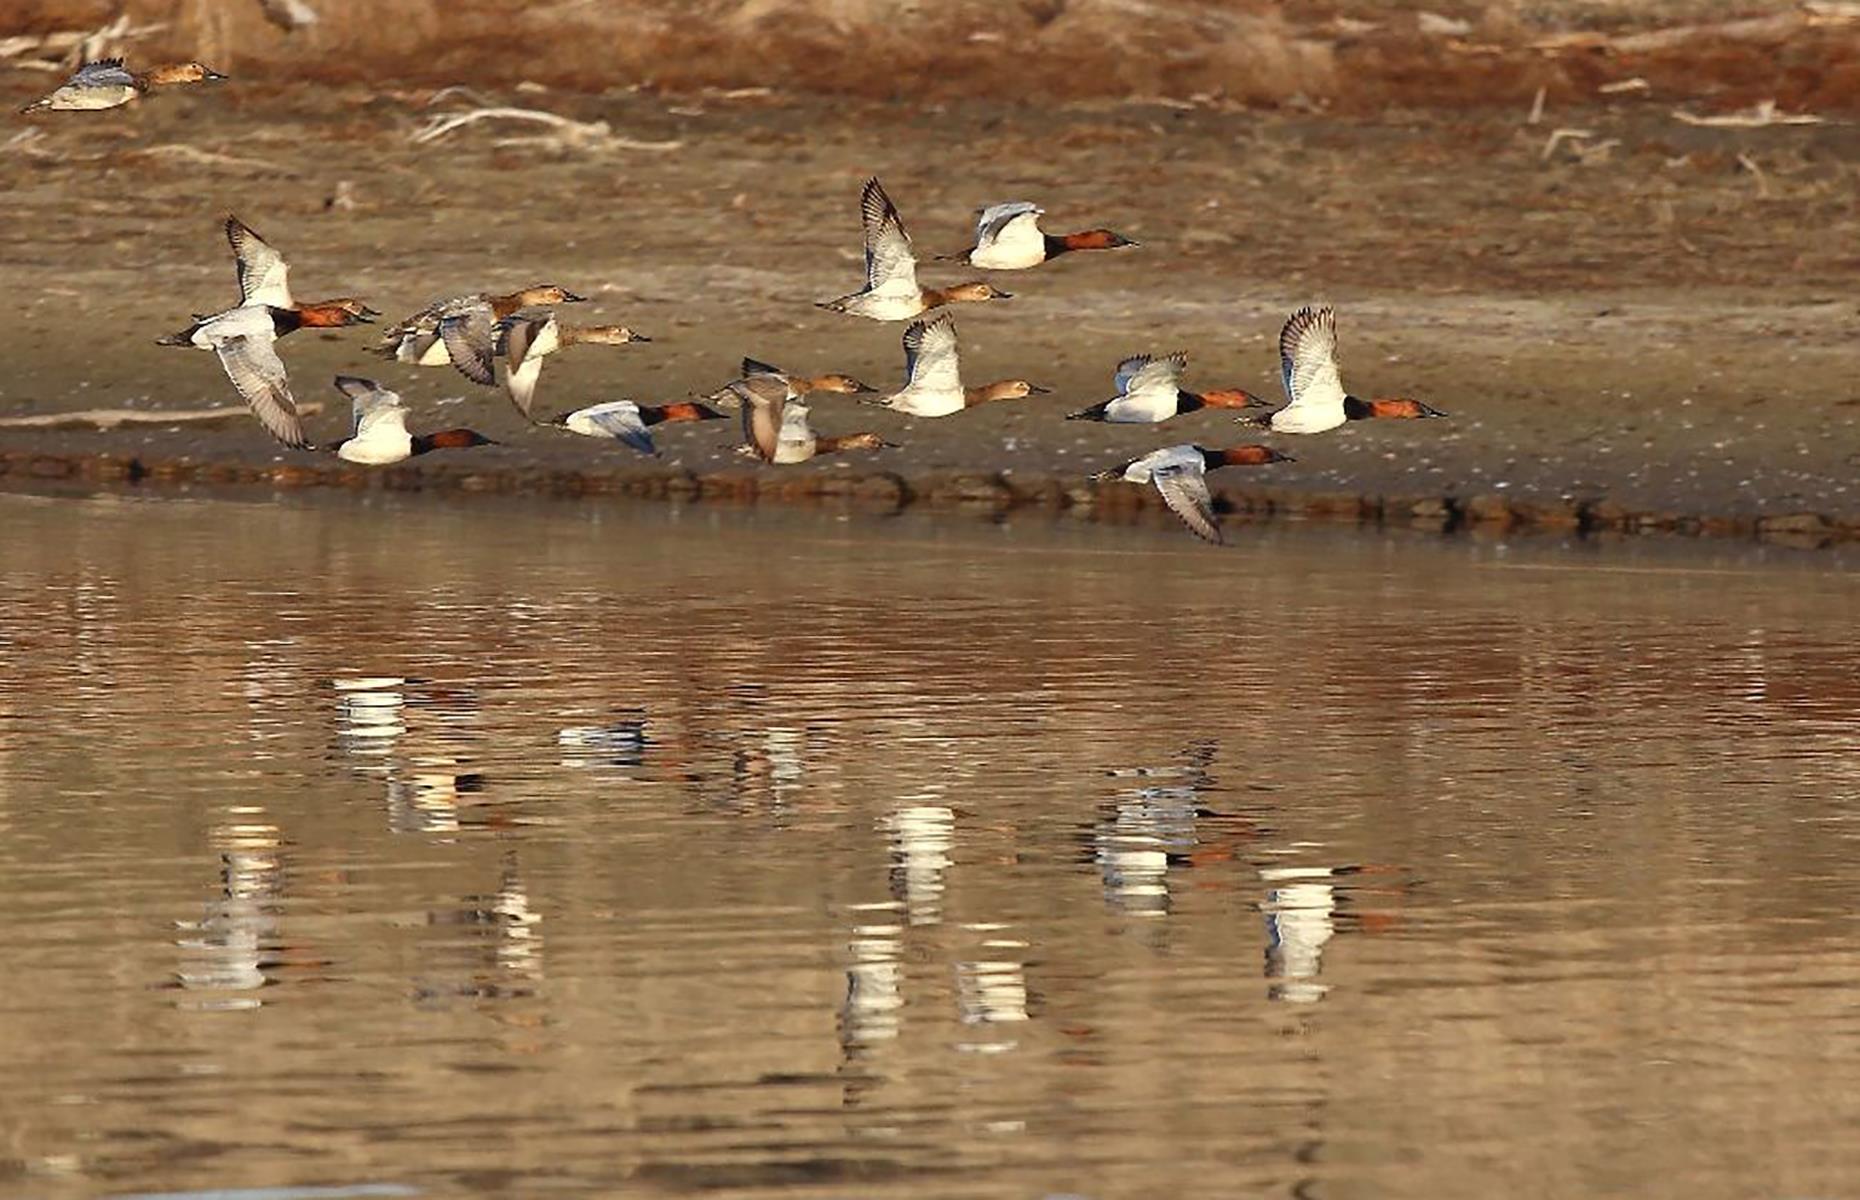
0,87,1856,545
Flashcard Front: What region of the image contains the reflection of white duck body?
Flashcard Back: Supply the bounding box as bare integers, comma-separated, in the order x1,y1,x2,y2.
885,804,955,925
493,865,544,979
1262,866,1339,1004
335,678,407,757
957,949,1030,1025
842,903,905,1046
1095,788,1199,916
174,813,285,1005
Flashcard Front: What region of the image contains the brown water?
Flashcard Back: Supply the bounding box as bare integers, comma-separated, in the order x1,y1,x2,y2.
1,491,1857,1200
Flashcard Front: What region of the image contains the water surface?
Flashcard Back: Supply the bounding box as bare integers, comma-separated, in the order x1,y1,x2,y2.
2,492,1857,1199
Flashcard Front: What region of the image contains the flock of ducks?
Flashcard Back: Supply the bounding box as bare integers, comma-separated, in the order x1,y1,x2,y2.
26,58,1445,544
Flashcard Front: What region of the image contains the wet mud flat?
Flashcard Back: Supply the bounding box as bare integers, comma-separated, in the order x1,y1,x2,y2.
7,446,1859,552
1,88,1856,544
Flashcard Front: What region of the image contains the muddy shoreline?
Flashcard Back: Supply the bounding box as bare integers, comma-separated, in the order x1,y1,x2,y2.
5,446,1855,549
2,92,1857,548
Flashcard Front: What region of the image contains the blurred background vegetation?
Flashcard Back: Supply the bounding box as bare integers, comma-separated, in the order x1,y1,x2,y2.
3,0,1857,110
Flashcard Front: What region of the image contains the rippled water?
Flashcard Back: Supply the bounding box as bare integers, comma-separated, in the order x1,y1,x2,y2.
2,491,1857,1199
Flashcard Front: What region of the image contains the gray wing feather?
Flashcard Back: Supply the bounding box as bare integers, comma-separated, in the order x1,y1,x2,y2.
215,334,309,449
1152,463,1222,544
584,407,657,456
73,59,135,87
860,178,918,294
438,306,497,386
902,316,961,392
500,317,547,418
225,217,292,308
1278,305,1343,410
333,375,405,439
975,201,1041,247
1116,352,1186,398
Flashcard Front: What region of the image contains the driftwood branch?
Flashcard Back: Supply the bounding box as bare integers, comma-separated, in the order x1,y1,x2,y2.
408,106,683,153
1672,100,1825,128
0,403,324,430
133,143,291,172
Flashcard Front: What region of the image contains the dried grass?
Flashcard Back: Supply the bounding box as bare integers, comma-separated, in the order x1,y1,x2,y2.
5,0,1859,110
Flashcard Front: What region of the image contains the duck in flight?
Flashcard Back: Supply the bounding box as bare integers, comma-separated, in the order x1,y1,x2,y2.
156,218,376,449
1252,305,1445,434
223,215,379,324
704,358,875,409
328,377,496,465
1067,352,1265,423
731,376,889,464
497,314,650,422
947,202,1136,270
818,178,1012,321
871,315,1048,417
544,400,726,457
376,285,586,387
21,58,225,113
1095,444,1293,544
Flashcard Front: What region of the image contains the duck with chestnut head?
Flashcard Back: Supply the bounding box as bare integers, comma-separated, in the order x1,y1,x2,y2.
154,217,377,450
870,315,1048,418
328,377,497,465
376,284,587,387
545,399,726,457
1094,444,1294,544
734,381,893,465
705,357,875,410
944,201,1137,270
1068,351,1265,423
497,314,651,421
21,58,226,113
1247,305,1446,435
817,178,1013,321
224,215,381,324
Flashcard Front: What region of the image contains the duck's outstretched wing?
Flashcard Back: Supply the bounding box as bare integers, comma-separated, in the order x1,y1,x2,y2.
973,201,1044,261
901,315,961,392
975,201,1041,245
333,374,407,440
215,334,309,449
74,58,134,87
860,177,919,297
1117,351,1187,400
1150,461,1222,544
225,215,293,308
499,314,554,419
438,305,498,386
577,403,658,456
1277,305,1344,416
775,400,815,459
738,375,790,463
